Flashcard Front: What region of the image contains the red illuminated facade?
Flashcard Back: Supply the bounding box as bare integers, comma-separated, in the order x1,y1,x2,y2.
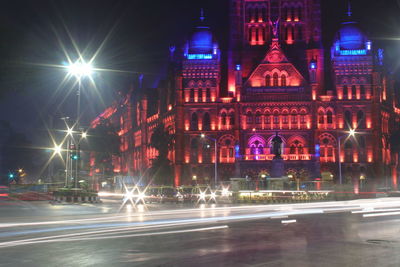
91,1,400,188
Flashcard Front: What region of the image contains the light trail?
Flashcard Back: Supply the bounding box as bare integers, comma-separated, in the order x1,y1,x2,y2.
281,219,296,224
363,211,400,218
2,198,400,229
0,225,229,248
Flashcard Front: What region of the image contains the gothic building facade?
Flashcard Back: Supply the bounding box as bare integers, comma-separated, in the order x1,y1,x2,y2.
91,0,400,189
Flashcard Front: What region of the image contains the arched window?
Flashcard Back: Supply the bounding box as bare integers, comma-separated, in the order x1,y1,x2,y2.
198,89,203,102
360,85,365,96
273,73,279,86
327,110,333,124
359,136,366,148
345,110,352,129
229,112,235,126
203,112,211,131
357,110,365,129
206,88,211,100
291,111,298,123
344,140,353,149
343,86,348,99
319,134,336,162
290,145,296,154
255,112,262,124
190,138,198,163
296,24,303,40
221,112,227,125
297,6,302,20
246,111,253,124
282,113,288,124
318,111,324,124
248,137,266,156
273,111,279,124
352,85,357,96
281,74,287,86
265,75,271,87
191,113,198,131
190,89,195,101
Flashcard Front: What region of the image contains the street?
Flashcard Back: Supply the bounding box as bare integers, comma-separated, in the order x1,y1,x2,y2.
0,199,400,266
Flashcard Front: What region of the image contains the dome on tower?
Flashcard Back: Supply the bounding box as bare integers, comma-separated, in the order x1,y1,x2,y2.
189,26,214,54
337,21,367,50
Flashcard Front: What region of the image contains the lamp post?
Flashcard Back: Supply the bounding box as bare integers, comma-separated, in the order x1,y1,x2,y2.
338,128,356,185
67,59,93,188
201,133,218,188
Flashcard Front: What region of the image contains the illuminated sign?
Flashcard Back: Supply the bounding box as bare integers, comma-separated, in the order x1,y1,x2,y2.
187,54,213,60
339,49,367,56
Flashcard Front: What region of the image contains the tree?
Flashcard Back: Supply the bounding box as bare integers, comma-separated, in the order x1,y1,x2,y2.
86,119,120,180
149,123,174,185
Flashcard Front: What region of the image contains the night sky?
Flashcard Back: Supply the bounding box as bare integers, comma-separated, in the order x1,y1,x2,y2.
0,0,399,177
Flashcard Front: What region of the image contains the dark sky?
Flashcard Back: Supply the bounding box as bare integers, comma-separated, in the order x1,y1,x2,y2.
0,0,399,176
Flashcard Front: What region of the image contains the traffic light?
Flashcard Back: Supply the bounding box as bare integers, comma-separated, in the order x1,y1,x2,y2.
8,173,14,179
70,144,80,160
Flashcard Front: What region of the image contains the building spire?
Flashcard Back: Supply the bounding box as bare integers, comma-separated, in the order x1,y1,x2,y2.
347,1,352,17
200,8,205,22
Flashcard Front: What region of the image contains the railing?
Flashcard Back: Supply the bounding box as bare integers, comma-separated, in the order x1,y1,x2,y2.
244,154,312,161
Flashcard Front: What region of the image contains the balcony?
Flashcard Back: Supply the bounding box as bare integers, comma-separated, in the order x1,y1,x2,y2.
244,154,312,161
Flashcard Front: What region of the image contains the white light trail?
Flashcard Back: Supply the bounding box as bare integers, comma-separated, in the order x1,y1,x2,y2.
363,211,400,218
281,219,296,224
0,225,229,248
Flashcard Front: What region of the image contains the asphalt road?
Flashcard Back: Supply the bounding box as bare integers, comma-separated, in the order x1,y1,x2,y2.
0,198,400,267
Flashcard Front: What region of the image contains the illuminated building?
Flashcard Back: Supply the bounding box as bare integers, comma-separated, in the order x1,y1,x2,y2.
91,1,400,188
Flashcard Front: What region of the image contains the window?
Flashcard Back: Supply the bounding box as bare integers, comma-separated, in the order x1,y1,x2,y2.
360,85,365,96
343,86,348,99
190,139,198,163
265,75,271,87
255,112,262,124
282,114,288,124
246,111,253,124
318,111,324,124
221,112,227,125
191,113,198,131
273,73,279,86
352,85,357,96
203,112,211,131
206,88,211,100
281,74,287,86
357,110,365,129
345,110,352,129
198,89,203,102
359,136,366,148
291,112,298,123
190,89,195,101
344,140,353,149
327,110,333,124
229,112,235,126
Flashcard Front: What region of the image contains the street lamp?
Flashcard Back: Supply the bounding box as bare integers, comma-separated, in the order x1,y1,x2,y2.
67,59,94,189
201,133,218,188
338,129,356,185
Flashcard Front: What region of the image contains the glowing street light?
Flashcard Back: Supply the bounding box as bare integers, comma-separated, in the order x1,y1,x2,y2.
81,132,87,138
53,144,62,155
67,127,74,136
67,59,93,79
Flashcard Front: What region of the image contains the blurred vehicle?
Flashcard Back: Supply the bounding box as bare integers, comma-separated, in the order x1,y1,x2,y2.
159,186,183,203
0,186,9,200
